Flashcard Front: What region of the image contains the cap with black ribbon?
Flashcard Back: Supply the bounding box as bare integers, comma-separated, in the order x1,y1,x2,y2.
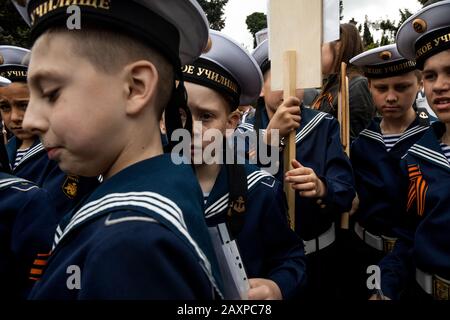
0,45,30,82
12,0,211,151
396,0,450,70
350,44,417,78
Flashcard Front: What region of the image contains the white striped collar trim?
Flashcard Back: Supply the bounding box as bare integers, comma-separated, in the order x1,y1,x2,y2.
52,191,221,297
14,143,45,170
409,144,450,170
360,129,385,145
295,112,329,144
395,126,429,146
204,170,273,219
0,177,30,190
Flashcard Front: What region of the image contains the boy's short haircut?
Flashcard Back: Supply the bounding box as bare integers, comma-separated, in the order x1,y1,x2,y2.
39,26,174,118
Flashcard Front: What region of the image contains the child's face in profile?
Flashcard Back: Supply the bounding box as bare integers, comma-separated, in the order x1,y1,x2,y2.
422,49,450,124
23,32,129,177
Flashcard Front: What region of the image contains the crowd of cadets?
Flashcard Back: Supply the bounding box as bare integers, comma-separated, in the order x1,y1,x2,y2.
0,0,448,300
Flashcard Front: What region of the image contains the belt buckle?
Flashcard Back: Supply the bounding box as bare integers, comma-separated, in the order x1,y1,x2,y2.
433,275,450,300
381,235,397,254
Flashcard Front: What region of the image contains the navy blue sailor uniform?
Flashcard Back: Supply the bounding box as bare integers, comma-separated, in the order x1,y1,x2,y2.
378,122,450,300
239,104,355,298
7,137,99,215
351,116,429,252
0,173,58,299
29,155,222,299
204,164,307,299
348,116,429,299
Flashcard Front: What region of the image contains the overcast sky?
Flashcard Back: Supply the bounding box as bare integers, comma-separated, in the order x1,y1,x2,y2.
221,0,422,50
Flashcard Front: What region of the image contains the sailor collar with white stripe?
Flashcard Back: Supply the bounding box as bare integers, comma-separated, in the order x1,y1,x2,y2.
0,174,31,191
407,121,450,171
359,116,429,151
49,153,224,297
204,166,274,219
238,106,332,145
12,140,45,172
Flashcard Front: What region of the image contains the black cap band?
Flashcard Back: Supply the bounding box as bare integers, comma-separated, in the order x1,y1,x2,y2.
28,0,181,68
363,59,416,78
0,65,28,82
415,27,450,70
260,59,271,75
182,58,241,108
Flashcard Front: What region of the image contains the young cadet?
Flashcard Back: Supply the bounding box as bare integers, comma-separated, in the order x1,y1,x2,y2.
0,45,98,215
0,129,60,299
239,39,355,299
348,44,430,299
376,0,450,300
182,30,307,300
16,0,223,299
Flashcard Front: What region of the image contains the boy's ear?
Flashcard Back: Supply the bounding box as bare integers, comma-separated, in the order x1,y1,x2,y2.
227,109,241,130
124,60,158,115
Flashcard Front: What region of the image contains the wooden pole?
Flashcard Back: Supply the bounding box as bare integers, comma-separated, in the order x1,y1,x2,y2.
283,51,297,230
339,62,351,229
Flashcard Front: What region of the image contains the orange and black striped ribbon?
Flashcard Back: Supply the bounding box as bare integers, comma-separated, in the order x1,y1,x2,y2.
29,252,51,281
407,164,428,217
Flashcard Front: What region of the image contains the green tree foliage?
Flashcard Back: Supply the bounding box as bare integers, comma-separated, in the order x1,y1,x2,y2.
362,16,375,49
0,1,30,48
197,0,229,31
245,12,267,48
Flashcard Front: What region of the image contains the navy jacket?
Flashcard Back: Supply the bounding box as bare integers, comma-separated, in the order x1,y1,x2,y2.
204,164,307,299
351,116,429,235
29,154,223,300
239,105,355,240
0,173,58,298
379,122,450,299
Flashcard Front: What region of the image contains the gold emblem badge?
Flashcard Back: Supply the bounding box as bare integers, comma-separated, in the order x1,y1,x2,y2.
379,50,392,61
203,37,213,54
413,18,427,34
0,54,4,65
433,275,450,300
62,175,79,199
227,196,246,216
381,236,397,254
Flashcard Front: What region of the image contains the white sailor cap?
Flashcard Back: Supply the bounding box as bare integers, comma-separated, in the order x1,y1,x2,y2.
182,30,263,107
11,0,210,66
350,44,416,78
396,0,450,70
0,76,12,87
0,45,30,82
252,39,270,75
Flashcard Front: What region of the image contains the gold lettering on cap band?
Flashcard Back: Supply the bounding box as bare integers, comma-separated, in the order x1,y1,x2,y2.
31,0,111,25
182,65,239,94
365,60,416,75
0,70,28,78
416,32,450,59
413,18,427,34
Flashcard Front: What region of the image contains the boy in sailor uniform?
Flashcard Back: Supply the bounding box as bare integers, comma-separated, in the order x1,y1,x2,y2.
0,45,98,216
14,0,223,299
375,0,450,300
238,39,355,299
348,44,430,299
182,30,307,300
0,127,59,299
